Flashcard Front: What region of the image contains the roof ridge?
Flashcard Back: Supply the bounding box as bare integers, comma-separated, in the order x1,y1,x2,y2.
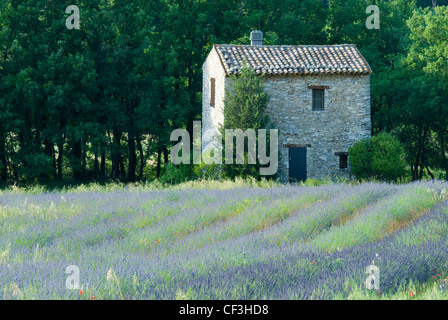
214,44,358,47
213,43,372,76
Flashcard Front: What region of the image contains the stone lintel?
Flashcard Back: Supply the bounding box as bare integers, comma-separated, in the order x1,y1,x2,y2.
283,144,311,148
308,85,330,90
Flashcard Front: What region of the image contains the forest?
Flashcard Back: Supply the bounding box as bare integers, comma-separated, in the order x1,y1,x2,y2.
1,0,448,183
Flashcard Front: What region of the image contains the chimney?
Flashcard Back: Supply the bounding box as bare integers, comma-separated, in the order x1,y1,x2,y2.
250,30,263,46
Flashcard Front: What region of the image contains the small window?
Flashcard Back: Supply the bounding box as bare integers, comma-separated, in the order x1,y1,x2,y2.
312,89,324,111
339,155,348,169
210,77,215,108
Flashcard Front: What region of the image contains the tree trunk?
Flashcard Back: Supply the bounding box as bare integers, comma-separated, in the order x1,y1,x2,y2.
127,97,137,181
57,141,64,181
81,146,87,178
156,148,162,178
94,153,99,178
100,151,106,178
439,129,448,180
113,127,126,180
128,131,136,181
8,131,18,179
42,139,55,180
137,136,144,179
119,156,126,180
163,145,169,166
439,104,448,180
107,128,117,179
419,151,424,180
72,141,83,181
426,165,435,180
111,126,123,179
413,126,423,181
422,128,434,180
0,131,7,181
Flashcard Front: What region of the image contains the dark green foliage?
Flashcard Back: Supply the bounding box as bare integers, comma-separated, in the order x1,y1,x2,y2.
371,133,407,181
193,161,222,180
349,139,373,180
222,63,270,131
372,5,448,181
350,133,407,182
219,63,273,180
1,0,448,184
159,163,192,185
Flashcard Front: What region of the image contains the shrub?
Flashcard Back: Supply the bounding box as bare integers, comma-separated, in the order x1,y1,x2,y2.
349,132,407,182
159,163,192,184
193,152,222,180
349,138,373,180
19,153,55,180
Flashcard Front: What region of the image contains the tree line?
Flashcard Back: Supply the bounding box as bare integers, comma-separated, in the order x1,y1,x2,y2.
0,0,447,183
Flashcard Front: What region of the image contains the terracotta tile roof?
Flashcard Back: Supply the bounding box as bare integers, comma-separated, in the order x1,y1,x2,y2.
214,44,372,76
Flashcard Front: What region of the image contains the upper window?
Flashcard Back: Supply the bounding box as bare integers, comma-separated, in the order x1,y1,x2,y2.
312,89,324,111
210,77,215,108
308,85,329,111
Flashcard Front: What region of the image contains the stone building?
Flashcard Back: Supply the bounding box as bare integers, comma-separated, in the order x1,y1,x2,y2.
202,31,372,182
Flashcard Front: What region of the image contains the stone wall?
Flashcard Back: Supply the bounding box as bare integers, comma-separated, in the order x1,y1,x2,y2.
202,47,226,152
260,74,371,182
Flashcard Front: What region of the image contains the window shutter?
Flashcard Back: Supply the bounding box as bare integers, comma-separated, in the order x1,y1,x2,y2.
210,78,215,108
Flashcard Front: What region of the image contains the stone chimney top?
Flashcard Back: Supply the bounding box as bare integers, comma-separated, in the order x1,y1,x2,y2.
250,30,263,46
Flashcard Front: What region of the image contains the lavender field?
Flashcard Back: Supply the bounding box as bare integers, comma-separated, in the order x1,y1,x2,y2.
0,180,448,300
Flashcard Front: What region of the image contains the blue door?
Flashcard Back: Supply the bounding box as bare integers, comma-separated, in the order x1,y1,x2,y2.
289,147,307,183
